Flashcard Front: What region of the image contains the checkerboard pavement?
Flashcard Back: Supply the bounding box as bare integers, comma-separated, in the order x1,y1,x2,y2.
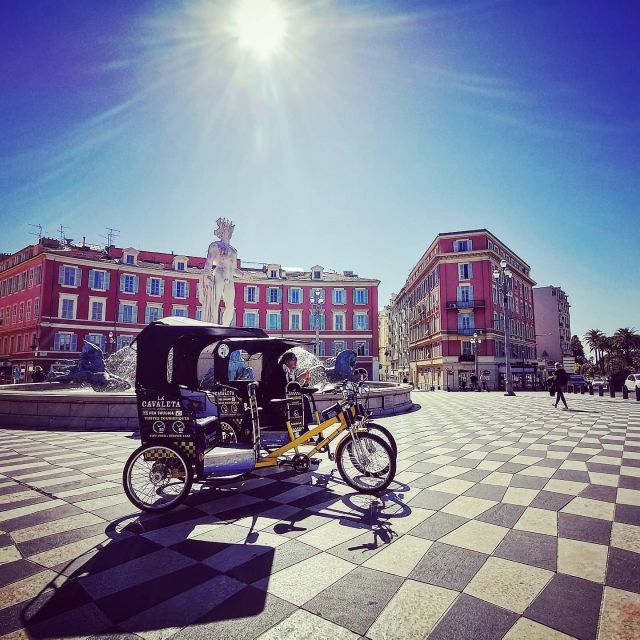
0,391,639,639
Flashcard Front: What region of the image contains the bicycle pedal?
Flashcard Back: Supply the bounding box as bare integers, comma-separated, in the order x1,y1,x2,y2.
328,452,335,462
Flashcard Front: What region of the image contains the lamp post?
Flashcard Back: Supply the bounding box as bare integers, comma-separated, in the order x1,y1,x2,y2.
108,331,115,354
471,330,482,389
311,288,324,358
493,259,515,396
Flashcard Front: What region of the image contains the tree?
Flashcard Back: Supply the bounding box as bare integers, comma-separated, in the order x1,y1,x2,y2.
613,328,640,368
570,335,586,364
584,329,605,373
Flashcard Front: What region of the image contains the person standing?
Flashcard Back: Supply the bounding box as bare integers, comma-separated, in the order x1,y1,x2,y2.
552,362,569,410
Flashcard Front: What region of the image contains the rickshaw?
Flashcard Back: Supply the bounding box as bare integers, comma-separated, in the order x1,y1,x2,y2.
122,317,396,512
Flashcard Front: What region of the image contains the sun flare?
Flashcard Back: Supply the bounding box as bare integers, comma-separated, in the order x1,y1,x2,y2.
232,0,287,62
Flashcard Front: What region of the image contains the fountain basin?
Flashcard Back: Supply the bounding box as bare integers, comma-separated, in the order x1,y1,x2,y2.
0,381,413,431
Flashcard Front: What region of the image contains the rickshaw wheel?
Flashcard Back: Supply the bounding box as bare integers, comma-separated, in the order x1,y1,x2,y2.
336,433,395,494
123,444,194,513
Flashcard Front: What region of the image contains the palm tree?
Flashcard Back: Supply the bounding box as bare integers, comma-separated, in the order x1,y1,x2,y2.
584,329,605,373
613,328,640,368
600,336,615,373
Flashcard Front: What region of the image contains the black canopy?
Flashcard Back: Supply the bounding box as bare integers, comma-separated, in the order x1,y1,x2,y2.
134,317,267,391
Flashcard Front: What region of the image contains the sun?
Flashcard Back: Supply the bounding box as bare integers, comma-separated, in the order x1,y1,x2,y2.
232,0,287,62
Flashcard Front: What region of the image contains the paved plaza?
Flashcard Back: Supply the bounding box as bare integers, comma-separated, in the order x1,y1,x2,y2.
0,391,639,640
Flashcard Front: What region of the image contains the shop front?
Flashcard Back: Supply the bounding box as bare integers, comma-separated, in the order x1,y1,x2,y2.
498,364,540,391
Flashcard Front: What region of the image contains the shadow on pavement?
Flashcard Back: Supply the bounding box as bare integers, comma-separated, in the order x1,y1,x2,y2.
18,473,413,638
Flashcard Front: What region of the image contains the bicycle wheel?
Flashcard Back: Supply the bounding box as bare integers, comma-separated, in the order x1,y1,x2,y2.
336,433,395,494
362,422,397,458
123,443,194,513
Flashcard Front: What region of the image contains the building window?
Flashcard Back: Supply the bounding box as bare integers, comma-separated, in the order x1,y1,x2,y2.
18,303,24,322
85,334,106,351
354,341,369,356
117,335,133,350
59,297,76,320
34,298,40,318
54,332,77,351
58,265,81,287
147,277,164,296
332,288,346,305
244,286,258,303
333,312,345,331
172,280,189,298
26,300,32,321
353,288,368,305
172,306,188,317
310,313,325,330
289,311,302,331
353,312,369,331
267,287,281,304
266,312,281,330
457,285,473,305
315,341,326,357
145,305,163,324
332,340,347,356
118,303,137,323
313,270,322,280
244,311,259,328
269,269,278,279
462,341,472,355
288,288,302,304
90,300,104,321
120,274,139,294
89,270,109,290
176,261,186,271
28,269,34,288
458,263,473,280
125,254,135,265
195,308,202,321
453,239,472,252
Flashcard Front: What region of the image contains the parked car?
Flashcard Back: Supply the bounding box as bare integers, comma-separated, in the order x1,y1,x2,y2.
624,374,640,392
590,377,608,390
568,374,588,390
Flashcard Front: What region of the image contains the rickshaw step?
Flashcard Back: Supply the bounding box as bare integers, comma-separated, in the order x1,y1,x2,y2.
202,446,256,477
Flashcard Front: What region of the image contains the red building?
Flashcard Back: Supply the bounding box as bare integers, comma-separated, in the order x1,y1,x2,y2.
0,239,379,382
388,229,537,390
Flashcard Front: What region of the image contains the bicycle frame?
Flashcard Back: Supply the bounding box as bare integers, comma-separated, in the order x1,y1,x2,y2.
254,403,358,468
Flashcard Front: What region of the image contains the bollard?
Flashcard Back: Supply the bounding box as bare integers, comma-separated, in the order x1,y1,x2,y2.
623,386,629,400
636,387,640,402
581,385,585,394
609,384,616,398
589,384,593,395
599,386,604,397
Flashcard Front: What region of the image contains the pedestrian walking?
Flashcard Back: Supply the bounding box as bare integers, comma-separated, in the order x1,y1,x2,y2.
552,362,569,410
470,374,478,391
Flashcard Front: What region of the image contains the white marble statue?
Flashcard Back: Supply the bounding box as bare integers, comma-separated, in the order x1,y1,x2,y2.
199,217,237,325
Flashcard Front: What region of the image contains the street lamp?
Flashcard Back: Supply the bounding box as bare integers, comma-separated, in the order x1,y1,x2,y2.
311,288,324,358
471,330,482,389
108,331,115,354
493,259,515,396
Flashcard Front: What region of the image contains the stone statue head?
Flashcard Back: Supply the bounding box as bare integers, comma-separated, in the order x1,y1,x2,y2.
215,217,235,244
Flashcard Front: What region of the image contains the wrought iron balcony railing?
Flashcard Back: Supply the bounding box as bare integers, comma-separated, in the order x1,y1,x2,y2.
446,299,485,310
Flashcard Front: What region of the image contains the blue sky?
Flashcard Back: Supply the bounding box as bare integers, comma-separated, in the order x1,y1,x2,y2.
1,0,638,342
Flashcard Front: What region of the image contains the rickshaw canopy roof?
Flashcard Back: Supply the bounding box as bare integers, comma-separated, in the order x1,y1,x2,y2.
135,317,268,391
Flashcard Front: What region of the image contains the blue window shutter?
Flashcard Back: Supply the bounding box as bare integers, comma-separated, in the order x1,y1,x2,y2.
159,279,164,296
54,334,60,350
185,282,190,297
244,286,248,302
134,275,139,293
88,270,95,288
75,267,81,286
146,278,151,295
277,288,281,303
120,274,126,291
133,307,138,323
468,263,473,279
145,307,150,324
71,334,77,351
118,305,123,323
58,266,64,284
172,281,177,297
287,289,292,303
104,272,110,290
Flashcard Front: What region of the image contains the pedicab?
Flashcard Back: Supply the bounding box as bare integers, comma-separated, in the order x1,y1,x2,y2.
122,317,396,512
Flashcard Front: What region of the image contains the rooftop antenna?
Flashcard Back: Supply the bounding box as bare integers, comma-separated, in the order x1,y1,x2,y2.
101,227,120,256
28,224,43,243
58,224,69,245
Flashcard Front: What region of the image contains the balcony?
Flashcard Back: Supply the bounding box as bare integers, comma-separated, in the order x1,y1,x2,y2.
457,328,484,336
446,299,485,310
458,354,475,362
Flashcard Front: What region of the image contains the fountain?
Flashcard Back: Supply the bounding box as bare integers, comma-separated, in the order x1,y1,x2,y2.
0,341,412,430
